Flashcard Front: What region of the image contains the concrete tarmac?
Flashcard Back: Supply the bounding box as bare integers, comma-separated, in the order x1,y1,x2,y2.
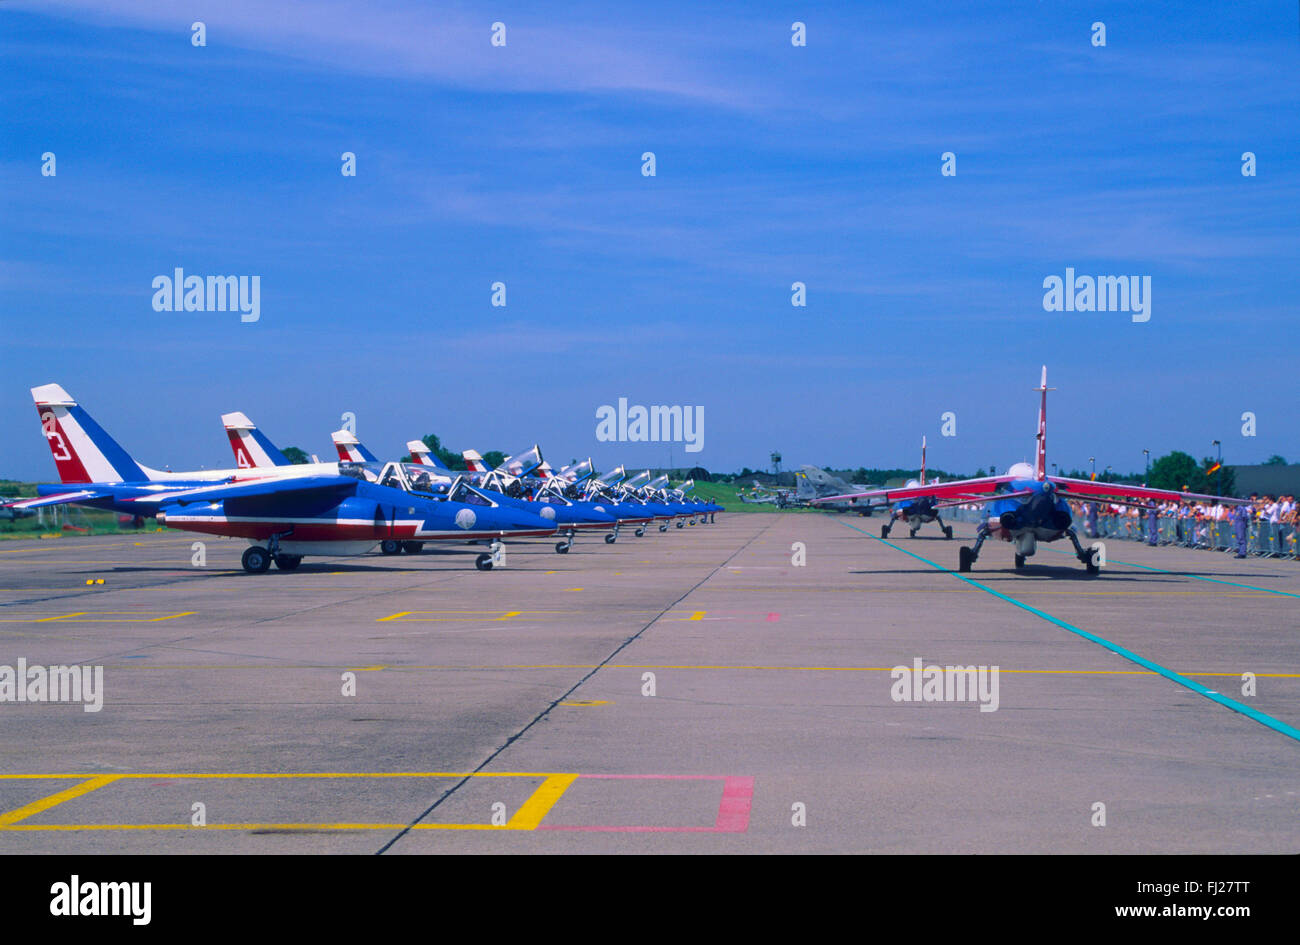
0,514,1296,853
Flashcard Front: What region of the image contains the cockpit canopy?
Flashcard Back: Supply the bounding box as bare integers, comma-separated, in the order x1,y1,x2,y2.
343,461,465,498
597,465,626,486
500,446,543,478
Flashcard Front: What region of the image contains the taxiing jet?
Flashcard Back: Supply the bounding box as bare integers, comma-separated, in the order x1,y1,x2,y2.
813,367,1243,574
878,437,954,540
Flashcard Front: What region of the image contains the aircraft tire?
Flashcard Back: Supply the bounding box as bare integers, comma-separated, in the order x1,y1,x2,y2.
880,526,889,538
555,542,570,554
676,521,684,529
475,553,493,571
273,554,302,571
1014,553,1026,569
943,526,954,540
242,547,272,573
659,523,668,532
380,540,402,555
635,527,645,537
604,533,616,544
1086,550,1101,576
958,546,973,572
401,542,423,554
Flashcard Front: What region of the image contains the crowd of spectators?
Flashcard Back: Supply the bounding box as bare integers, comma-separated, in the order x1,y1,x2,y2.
1069,494,1296,555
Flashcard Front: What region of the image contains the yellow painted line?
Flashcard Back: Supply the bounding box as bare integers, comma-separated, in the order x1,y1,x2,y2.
0,775,121,826
33,613,87,623
688,611,706,621
377,612,411,622
505,773,579,830
352,665,387,672
0,772,561,780
496,612,522,621
559,700,610,706
70,663,1300,678
564,588,582,592
150,611,195,622
706,586,1287,597
0,821,580,832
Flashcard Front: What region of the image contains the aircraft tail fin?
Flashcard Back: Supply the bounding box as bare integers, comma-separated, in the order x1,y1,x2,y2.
407,440,448,469
462,449,489,473
222,412,291,469
32,384,150,484
332,430,377,463
1034,365,1052,481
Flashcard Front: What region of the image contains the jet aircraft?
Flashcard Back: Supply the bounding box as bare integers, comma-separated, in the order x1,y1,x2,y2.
814,367,1243,574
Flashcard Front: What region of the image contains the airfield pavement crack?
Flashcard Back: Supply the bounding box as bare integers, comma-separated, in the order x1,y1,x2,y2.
374,517,778,855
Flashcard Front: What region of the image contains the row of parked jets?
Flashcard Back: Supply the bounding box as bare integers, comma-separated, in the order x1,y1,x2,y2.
6,384,722,572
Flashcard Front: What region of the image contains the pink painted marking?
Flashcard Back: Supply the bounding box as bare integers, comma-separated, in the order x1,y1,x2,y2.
765,612,780,622
536,774,754,833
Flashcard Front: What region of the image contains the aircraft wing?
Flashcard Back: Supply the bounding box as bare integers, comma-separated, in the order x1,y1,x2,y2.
1049,477,1246,506
2,489,113,510
129,476,358,506
812,475,1015,507
932,489,1038,510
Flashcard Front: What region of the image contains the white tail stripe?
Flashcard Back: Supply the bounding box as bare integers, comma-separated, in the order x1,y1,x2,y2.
42,406,123,483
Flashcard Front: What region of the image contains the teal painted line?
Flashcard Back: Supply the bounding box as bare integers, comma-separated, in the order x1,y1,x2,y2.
1037,545,1300,599
830,515,1300,744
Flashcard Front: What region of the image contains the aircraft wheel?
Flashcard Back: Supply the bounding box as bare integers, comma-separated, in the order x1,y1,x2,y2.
635,527,645,537
943,526,954,540
880,526,890,538
401,541,423,554
380,539,402,555
555,542,570,554
958,546,973,573
909,529,918,539
1086,549,1101,576
659,524,668,532
242,546,272,573
273,554,302,571
1014,553,1026,570
676,521,684,529
475,553,493,571
604,533,616,544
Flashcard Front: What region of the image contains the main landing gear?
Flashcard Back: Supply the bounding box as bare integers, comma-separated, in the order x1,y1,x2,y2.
555,530,575,554
242,546,271,573
1066,527,1102,576
242,532,298,573
958,524,991,572
475,540,506,571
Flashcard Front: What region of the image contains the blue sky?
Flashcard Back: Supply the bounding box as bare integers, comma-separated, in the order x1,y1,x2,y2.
2,1,1297,480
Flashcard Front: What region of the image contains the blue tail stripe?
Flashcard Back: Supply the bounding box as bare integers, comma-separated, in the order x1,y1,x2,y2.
248,428,290,466
68,404,146,481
